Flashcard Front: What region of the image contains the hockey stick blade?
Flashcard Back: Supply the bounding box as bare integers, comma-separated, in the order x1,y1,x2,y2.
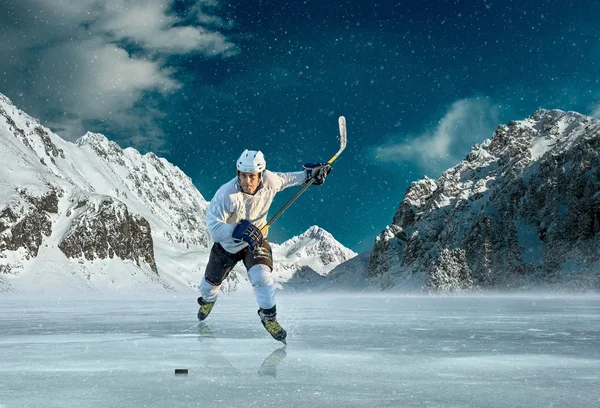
339,115,347,151
327,116,347,165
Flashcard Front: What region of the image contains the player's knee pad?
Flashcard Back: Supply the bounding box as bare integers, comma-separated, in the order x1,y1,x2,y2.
248,264,273,288
200,277,221,302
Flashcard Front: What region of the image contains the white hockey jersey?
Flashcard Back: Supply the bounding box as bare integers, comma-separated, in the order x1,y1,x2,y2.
206,170,305,253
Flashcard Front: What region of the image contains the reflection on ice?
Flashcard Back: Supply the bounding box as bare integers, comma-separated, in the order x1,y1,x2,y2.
258,347,287,378
195,322,287,376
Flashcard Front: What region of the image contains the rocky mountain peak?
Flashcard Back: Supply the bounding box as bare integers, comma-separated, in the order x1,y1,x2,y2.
0,92,211,291
301,225,332,240
271,226,357,284
368,109,600,293
277,225,354,261
76,131,111,147
76,131,126,165
0,93,11,105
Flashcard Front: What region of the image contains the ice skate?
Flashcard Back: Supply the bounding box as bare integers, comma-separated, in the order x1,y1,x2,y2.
197,297,215,321
258,306,287,344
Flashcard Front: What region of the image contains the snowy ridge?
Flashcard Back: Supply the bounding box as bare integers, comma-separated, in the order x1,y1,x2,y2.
368,109,600,293
270,225,357,288
0,92,353,294
313,249,372,292
0,92,213,293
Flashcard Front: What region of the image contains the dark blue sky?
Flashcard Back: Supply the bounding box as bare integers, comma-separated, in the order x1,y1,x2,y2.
2,0,600,251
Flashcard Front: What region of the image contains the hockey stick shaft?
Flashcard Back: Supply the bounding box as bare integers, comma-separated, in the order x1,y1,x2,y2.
261,116,347,233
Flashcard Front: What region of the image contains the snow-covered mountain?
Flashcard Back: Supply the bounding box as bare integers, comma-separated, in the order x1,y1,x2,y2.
368,109,600,293
271,226,357,290
303,249,372,292
0,92,212,293
0,92,354,294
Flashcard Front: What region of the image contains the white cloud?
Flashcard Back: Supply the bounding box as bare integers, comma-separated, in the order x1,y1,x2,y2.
373,98,501,174
590,104,600,119
94,0,237,55
34,41,180,117
0,0,238,150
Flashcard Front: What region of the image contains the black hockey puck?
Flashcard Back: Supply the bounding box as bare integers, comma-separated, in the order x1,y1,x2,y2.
174,369,188,375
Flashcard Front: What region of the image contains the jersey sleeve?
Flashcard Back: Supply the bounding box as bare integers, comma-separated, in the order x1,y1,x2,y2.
272,171,305,192
205,190,236,244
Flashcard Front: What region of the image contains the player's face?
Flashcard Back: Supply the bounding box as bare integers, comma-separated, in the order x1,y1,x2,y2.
238,171,261,194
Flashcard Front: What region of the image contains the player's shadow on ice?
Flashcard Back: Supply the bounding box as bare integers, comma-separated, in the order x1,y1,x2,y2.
196,323,287,378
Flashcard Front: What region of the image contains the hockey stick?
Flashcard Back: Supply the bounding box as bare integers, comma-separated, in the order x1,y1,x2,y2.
261,116,347,234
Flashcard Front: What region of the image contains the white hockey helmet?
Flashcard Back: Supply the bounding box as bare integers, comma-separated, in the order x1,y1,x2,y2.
236,149,266,173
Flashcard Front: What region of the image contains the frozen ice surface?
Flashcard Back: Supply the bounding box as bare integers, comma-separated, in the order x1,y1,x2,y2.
1,294,599,408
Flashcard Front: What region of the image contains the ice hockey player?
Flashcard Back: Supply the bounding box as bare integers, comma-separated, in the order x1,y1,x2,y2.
197,149,331,343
